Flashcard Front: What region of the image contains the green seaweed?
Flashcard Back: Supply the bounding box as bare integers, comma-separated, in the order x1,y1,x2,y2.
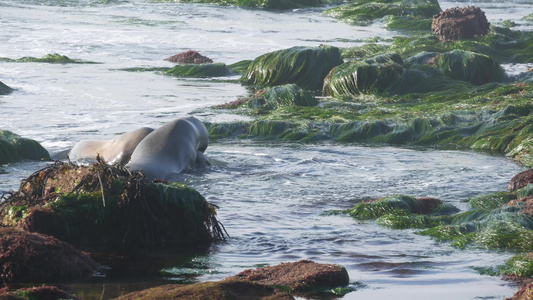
467,192,517,210
324,0,441,27
241,46,343,91
0,53,98,64
517,184,533,199
228,60,252,74
164,63,233,78
149,0,327,9
0,130,51,165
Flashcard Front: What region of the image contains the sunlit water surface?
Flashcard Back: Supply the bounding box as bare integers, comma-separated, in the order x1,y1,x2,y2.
0,0,532,298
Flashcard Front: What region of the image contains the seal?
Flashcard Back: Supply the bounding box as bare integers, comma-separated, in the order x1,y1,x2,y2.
68,127,154,165
125,116,210,180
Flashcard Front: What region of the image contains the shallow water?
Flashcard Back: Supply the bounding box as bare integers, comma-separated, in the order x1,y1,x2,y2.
0,0,532,298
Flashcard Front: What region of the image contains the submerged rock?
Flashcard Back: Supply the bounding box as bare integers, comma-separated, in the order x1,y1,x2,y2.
0,160,226,252
164,63,232,78
116,260,350,299
0,130,50,165
0,53,98,64
151,0,323,10
241,46,343,91
164,50,213,64
432,6,490,42
0,81,12,95
0,227,97,285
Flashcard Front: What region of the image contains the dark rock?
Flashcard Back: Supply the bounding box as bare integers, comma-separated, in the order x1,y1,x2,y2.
509,169,533,191
0,81,13,95
432,6,490,42
164,50,213,64
0,227,97,285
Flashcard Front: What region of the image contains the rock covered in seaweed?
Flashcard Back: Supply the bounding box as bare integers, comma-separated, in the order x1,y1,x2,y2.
432,6,490,42
0,227,97,285
164,63,232,78
241,46,343,91
164,50,213,64
0,286,81,300
0,160,226,252
322,53,404,96
431,50,504,85
0,130,50,165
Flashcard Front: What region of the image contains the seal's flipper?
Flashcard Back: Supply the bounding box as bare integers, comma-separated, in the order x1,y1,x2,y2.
195,151,211,166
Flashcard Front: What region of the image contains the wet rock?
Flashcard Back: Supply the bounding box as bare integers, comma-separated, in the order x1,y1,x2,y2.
509,169,533,191
506,282,533,300
0,227,97,285
432,6,490,42
241,46,343,91
164,63,232,78
164,50,213,64
0,81,12,95
115,280,294,300
0,161,226,252
227,260,349,292
0,286,80,300
0,130,51,165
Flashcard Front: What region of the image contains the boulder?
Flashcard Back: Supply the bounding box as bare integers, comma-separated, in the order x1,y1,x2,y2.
0,130,50,165
0,286,80,300
509,169,533,191
432,6,490,42
164,63,232,78
227,260,349,292
164,50,213,64
241,46,343,91
0,227,97,285
0,160,226,252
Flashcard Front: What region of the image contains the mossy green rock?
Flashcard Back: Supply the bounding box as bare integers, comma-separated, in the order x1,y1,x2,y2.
241,46,344,91
249,84,318,109
0,53,98,64
0,130,50,165
0,81,13,95
0,162,223,252
324,0,441,26
322,53,404,97
433,50,504,85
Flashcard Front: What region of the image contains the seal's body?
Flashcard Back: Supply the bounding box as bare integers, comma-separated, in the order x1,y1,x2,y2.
125,117,209,180
68,127,154,165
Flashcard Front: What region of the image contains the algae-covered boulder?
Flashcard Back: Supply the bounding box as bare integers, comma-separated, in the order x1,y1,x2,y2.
0,81,12,95
0,53,98,64
164,63,232,78
432,6,490,42
241,46,343,91
164,50,213,64
432,50,504,85
0,130,51,165
0,227,97,285
324,0,441,26
322,53,404,97
0,160,226,252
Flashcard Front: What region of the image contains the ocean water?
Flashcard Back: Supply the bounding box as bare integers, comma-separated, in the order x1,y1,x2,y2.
0,0,531,298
